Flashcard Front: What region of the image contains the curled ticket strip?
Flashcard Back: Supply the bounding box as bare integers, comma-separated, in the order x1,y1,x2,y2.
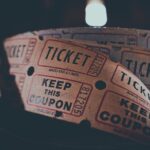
22,27,150,89
4,28,150,144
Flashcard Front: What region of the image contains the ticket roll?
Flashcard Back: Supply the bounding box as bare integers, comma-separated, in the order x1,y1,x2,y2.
3,28,150,144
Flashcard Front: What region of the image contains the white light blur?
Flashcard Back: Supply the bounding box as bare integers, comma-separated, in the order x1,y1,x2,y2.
85,0,107,27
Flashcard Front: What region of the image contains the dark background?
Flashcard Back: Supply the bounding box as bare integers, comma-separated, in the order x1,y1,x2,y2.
0,0,150,39
0,0,150,150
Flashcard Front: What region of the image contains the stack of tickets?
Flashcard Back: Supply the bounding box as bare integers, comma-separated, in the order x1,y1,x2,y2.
3,27,150,144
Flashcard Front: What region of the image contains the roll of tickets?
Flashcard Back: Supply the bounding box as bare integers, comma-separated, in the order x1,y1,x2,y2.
3,30,150,144
8,28,150,89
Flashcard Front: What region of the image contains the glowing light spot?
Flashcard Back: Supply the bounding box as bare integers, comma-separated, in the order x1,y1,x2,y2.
85,0,107,27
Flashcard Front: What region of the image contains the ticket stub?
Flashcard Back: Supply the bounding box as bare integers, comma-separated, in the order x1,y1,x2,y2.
4,37,37,70
111,65,150,102
121,49,150,89
27,74,92,116
3,33,150,144
38,39,106,77
96,90,150,142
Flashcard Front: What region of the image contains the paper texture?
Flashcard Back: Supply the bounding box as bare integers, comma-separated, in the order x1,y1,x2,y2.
4,28,150,144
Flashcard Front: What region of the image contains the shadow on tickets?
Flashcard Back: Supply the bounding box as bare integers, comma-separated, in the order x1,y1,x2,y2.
0,39,149,150
0,0,150,150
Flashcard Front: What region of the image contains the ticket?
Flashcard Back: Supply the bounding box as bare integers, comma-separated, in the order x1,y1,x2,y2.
4,36,38,71
3,34,150,144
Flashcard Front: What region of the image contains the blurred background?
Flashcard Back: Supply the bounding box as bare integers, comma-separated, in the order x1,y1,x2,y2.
0,0,150,39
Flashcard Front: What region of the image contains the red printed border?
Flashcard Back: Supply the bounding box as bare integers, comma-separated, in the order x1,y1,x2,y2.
95,90,150,127
6,38,37,66
121,50,150,87
38,39,107,77
27,74,93,117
